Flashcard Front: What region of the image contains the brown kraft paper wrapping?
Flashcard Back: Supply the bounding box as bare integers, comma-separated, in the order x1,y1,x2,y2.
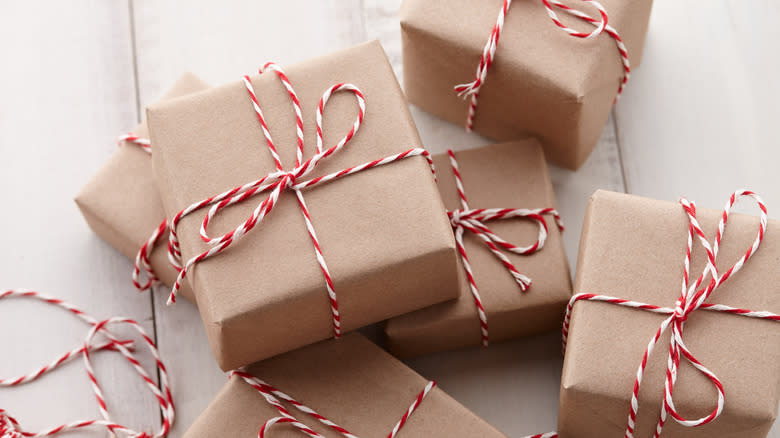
75,73,208,303
147,41,461,371
559,190,780,437
184,333,506,438
400,0,653,170
385,141,572,358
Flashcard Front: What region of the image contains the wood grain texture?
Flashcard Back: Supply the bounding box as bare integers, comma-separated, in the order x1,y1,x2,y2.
132,0,367,109
0,1,159,434
130,1,366,434
2,0,776,437
616,1,780,211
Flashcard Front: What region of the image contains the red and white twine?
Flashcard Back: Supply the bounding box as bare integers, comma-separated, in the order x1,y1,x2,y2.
143,63,434,341
454,0,630,132
558,190,779,438
445,150,563,347
0,290,173,438
230,370,435,438
118,133,152,154
116,133,173,294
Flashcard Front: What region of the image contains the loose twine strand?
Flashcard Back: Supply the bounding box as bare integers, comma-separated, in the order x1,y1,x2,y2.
454,0,630,132
445,149,563,346
0,290,173,438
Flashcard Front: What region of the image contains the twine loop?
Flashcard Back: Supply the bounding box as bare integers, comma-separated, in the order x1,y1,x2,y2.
562,190,779,437
0,290,173,438
445,150,563,346
131,63,434,343
455,0,630,132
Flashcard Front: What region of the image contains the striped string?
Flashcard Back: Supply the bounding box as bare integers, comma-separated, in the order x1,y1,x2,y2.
155,63,435,343
0,290,173,438
454,0,630,132
230,370,435,438
118,133,151,154
445,149,563,347
116,133,173,294
560,190,779,438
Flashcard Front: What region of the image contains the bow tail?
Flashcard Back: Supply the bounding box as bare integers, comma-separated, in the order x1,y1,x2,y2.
623,314,676,438
455,226,491,346
463,220,532,291
661,324,725,429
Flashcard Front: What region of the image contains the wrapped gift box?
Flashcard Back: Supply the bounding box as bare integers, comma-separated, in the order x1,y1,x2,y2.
75,73,207,303
147,41,461,370
559,190,780,437
400,0,653,169
184,333,506,437
385,141,571,357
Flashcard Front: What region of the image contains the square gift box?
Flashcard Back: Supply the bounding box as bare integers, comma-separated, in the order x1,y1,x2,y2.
400,0,653,169
75,73,208,303
147,41,461,370
385,141,571,357
183,334,507,437
559,190,780,437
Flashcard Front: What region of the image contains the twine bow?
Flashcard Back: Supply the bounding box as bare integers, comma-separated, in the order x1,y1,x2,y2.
230,370,435,438
560,190,780,437
145,63,434,343
455,0,630,132
0,290,173,438
445,150,563,346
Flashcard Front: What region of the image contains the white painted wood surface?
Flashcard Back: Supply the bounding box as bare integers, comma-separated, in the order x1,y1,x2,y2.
0,1,160,434
0,0,776,437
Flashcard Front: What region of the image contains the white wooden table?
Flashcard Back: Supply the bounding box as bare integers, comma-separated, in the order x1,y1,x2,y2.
1,1,777,436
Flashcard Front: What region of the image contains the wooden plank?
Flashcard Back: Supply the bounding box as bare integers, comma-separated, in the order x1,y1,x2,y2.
0,1,159,435
616,0,780,210
132,0,367,105
130,1,366,434
364,0,625,435
615,1,779,436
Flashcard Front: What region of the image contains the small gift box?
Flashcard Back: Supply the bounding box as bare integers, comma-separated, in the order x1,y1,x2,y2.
400,0,653,169
385,141,571,357
147,41,461,370
75,73,208,303
559,190,780,437
184,333,506,437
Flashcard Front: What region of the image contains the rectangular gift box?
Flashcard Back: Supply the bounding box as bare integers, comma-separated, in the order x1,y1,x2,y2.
147,41,461,371
400,0,653,169
385,141,571,358
75,73,207,303
184,333,506,438
559,190,780,437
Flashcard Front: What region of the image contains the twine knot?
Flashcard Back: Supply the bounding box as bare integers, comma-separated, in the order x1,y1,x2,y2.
671,299,688,321
448,209,464,227
561,190,778,438
445,150,563,346
149,62,435,347
455,0,629,132
281,170,298,188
